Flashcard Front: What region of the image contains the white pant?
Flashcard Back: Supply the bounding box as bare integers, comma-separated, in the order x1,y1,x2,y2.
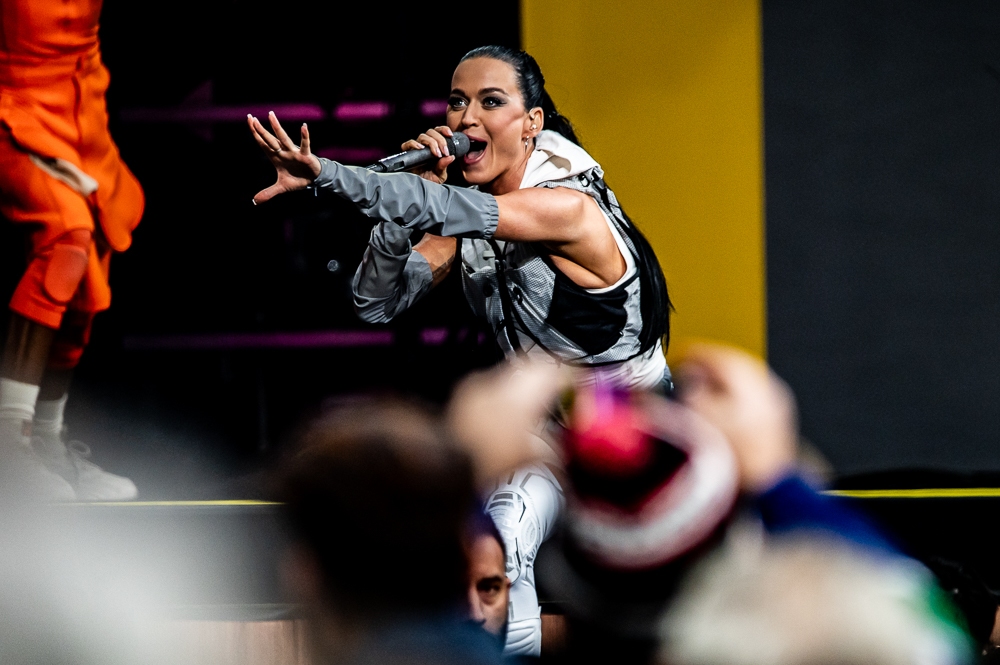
485,463,564,657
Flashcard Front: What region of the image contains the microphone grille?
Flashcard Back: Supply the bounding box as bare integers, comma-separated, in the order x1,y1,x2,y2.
449,132,471,158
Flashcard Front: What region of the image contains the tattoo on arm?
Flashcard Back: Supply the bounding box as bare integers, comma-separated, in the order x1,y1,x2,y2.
431,252,455,283
415,234,458,287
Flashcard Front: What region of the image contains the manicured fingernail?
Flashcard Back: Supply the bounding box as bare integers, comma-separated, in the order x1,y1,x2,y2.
252,199,257,206
442,145,449,156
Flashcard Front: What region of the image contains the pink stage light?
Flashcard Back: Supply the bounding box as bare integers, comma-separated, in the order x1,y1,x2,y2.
333,102,393,121
121,104,326,123
420,100,449,117
316,146,386,164
122,327,475,350
123,330,395,351
120,83,328,124
420,328,449,345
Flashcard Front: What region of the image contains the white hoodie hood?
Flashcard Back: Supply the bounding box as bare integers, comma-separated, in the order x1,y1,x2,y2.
519,129,600,189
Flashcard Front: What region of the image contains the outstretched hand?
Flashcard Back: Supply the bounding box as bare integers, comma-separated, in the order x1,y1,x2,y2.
248,111,322,204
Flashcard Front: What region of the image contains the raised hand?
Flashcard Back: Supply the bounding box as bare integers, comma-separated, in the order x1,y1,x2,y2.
248,111,323,204
674,342,799,493
447,361,574,487
400,125,456,184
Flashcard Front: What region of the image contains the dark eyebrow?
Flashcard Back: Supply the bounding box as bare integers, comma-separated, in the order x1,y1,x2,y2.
477,575,506,586
450,87,510,98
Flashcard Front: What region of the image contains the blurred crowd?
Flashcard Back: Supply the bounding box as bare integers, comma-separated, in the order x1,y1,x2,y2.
1,342,997,665
269,341,985,665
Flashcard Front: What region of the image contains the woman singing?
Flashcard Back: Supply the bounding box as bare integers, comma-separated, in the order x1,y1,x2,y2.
249,45,671,390
248,45,672,655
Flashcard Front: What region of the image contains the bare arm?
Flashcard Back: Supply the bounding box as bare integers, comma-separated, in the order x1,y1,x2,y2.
493,187,595,244
413,234,458,287
496,188,626,289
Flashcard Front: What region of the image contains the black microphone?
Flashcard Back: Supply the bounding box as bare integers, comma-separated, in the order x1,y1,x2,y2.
366,132,471,173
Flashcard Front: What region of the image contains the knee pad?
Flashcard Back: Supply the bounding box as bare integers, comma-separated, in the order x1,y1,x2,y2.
40,229,92,304
10,229,92,329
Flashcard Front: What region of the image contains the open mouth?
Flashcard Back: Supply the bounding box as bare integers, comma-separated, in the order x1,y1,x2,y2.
464,139,487,165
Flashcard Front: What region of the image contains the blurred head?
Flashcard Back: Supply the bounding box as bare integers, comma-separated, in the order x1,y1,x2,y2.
448,46,578,192
922,557,1000,653
537,387,739,664
276,398,477,623
660,534,973,665
465,512,510,638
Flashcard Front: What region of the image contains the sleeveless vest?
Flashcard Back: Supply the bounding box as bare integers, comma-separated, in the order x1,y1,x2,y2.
460,165,647,366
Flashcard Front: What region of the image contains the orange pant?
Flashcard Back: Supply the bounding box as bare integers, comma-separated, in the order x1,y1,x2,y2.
0,48,144,369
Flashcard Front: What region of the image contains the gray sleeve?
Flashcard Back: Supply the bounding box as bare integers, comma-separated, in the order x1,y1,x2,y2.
313,158,498,239
351,222,434,324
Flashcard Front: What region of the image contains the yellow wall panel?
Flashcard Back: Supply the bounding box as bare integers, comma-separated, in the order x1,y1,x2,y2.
522,0,765,358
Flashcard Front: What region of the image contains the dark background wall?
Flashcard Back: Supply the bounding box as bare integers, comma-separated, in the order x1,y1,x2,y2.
1,0,518,497
10,0,1000,492
765,0,1000,476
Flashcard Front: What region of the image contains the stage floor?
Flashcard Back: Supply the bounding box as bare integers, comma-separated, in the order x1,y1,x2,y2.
28,487,1000,613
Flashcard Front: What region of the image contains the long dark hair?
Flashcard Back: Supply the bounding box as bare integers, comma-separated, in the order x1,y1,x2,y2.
460,45,673,353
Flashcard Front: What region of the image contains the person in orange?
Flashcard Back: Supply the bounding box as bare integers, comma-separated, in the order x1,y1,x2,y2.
0,0,143,500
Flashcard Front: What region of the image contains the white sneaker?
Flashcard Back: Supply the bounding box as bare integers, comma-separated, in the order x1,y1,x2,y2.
0,418,76,501
0,442,77,502
33,434,138,502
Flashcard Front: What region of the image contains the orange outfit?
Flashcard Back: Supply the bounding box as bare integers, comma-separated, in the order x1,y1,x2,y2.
0,0,143,368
